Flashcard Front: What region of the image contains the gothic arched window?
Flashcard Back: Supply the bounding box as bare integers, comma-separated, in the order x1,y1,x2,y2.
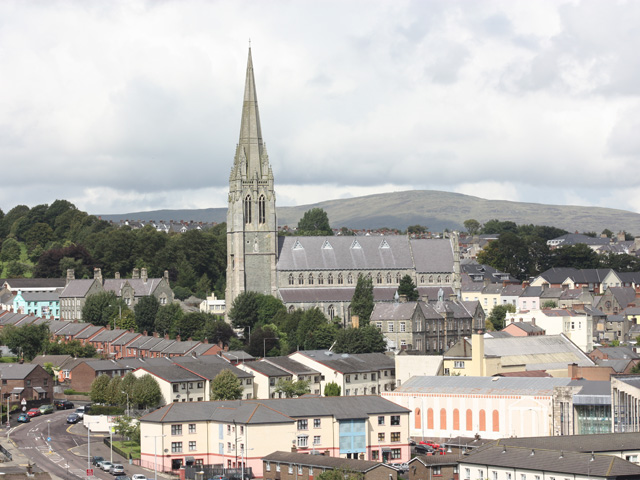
376,273,383,284
429,275,434,283
337,273,343,285
445,275,450,283
328,305,335,320
437,275,442,283
258,195,266,224
347,273,354,284
387,273,392,283
244,195,252,224
328,273,334,285
396,273,402,283
308,273,314,285
288,274,294,285
298,274,304,285
420,276,425,284
289,305,295,313
318,273,324,285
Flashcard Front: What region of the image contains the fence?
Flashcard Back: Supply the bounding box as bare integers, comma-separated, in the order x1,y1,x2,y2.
0,443,13,461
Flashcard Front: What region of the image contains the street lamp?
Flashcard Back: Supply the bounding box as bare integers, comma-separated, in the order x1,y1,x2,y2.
241,446,254,480
47,420,51,453
110,427,113,463
87,422,96,472
145,434,167,480
122,391,130,417
263,337,278,358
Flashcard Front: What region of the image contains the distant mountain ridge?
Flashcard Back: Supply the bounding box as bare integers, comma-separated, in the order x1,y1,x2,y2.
96,190,640,235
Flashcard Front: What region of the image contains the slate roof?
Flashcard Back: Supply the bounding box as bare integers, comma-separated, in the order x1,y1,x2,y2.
18,291,60,302
608,287,638,308
569,380,611,405
295,351,395,374
596,346,640,359
264,357,319,376
221,350,255,362
55,322,93,336
33,319,70,333
244,361,290,377
110,332,141,346
505,322,545,334
594,358,633,372
176,361,253,380
161,340,201,355
276,236,454,273
140,395,409,424
521,286,543,298
491,432,640,456
371,302,419,321
30,355,73,368
391,375,572,396
74,325,104,339
60,279,99,297
263,451,396,473
79,359,135,372
0,312,30,326
464,444,640,477
89,329,129,343
1,278,66,290
103,278,164,297
418,286,454,301
0,363,39,379
135,364,205,382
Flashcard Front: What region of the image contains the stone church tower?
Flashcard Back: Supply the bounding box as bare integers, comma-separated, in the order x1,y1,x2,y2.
225,48,278,312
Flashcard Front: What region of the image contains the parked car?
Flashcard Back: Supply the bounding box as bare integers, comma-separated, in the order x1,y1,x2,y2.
100,461,113,472
67,413,80,424
39,404,54,415
27,408,41,417
132,475,146,480
110,464,125,475
17,413,30,423
92,456,104,466
115,476,131,480
415,444,435,455
55,399,75,410
75,407,85,419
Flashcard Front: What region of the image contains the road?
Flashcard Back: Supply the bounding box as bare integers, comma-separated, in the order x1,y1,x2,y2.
8,409,148,480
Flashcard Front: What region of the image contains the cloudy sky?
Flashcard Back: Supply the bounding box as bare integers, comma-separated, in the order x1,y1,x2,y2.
2,0,640,216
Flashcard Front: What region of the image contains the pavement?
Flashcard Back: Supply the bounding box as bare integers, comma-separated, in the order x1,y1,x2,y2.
0,424,173,480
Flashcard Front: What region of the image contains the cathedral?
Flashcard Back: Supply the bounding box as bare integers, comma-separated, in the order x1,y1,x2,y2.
226,48,462,324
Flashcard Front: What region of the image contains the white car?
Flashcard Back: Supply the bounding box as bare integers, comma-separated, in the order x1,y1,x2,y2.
100,461,113,471
132,475,147,480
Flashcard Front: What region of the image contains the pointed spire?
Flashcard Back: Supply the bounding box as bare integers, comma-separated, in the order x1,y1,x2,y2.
237,46,265,179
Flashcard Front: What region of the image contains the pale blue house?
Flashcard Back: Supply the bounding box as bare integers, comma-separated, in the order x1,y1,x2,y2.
12,290,61,320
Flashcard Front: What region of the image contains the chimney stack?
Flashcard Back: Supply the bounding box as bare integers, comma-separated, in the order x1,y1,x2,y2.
164,270,169,281
132,268,140,279
94,268,102,284
115,272,120,279
141,268,148,283
66,269,75,286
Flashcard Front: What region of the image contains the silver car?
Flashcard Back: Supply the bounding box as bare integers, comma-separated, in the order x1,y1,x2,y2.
110,464,125,475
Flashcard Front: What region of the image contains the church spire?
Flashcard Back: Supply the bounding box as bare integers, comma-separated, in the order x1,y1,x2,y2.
236,46,265,179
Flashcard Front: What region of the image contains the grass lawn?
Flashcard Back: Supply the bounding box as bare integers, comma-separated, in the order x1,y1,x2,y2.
112,440,141,459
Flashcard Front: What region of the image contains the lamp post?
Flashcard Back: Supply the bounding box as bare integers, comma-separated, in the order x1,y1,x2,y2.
263,337,278,358
241,446,253,480
122,391,130,417
110,427,113,463
145,434,167,480
87,422,95,472
47,420,51,453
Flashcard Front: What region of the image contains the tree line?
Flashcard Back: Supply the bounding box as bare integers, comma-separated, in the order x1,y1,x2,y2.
0,201,226,300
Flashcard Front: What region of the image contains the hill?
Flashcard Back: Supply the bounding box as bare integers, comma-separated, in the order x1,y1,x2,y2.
96,190,640,235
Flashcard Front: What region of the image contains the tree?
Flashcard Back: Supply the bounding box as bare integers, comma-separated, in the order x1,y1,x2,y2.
0,238,21,263
407,225,427,235
155,303,183,336
257,295,287,325
82,291,120,327
297,208,332,236
134,296,160,333
486,304,516,331
90,374,111,404
317,469,362,480
113,415,139,441
0,323,50,360
397,275,419,301
333,325,386,354
106,376,124,406
542,300,557,309
274,378,311,398
324,382,341,396
202,317,235,345
228,291,261,330
463,219,481,235
6,261,29,277
210,370,243,401
351,275,374,325
131,374,162,408
247,325,280,357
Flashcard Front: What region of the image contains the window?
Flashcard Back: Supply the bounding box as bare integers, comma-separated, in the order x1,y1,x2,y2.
378,416,385,425
244,195,252,223
388,322,394,333
328,273,334,284
318,273,324,285
289,274,294,285
391,432,400,442
493,472,498,480
376,321,382,329
308,273,314,285
313,436,321,445
298,419,308,430
347,273,353,284
387,273,392,283
288,464,293,474
433,467,442,476
276,463,281,472
345,375,351,383
171,442,183,453
372,451,379,460
521,475,526,480
328,305,335,320
477,470,483,480
310,467,314,475
298,465,303,475
400,322,406,332
298,274,304,285
258,195,266,224
266,462,271,472
189,424,196,434
391,449,401,459
171,424,182,435
391,415,400,425
506,474,512,480
297,435,308,448
454,361,465,369
377,273,383,284
314,418,321,428
378,432,385,442
465,468,471,480
181,383,186,390
189,441,196,451
197,382,203,389
338,273,343,284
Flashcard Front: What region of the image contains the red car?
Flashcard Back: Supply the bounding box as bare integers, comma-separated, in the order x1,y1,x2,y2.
26,408,41,417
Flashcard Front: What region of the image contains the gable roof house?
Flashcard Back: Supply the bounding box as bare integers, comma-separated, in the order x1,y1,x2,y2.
262,356,322,394
69,359,136,393
238,360,292,399
59,272,104,321
132,363,209,405
12,290,61,320
102,267,174,308
0,363,53,407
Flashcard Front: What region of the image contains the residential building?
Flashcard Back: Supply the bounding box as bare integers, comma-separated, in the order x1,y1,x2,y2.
12,290,60,320
139,396,411,476
0,363,53,407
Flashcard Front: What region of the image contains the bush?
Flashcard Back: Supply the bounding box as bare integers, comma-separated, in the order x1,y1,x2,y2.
64,389,89,395
90,405,125,416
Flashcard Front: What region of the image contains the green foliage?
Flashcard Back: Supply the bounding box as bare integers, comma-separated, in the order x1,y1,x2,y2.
106,376,124,405
90,374,111,404
481,219,518,235
324,382,341,396
43,339,96,357
229,291,262,330
202,317,235,345
407,225,428,235
296,208,333,236
463,219,481,235
43,362,55,376
112,415,139,442
333,325,386,353
82,291,120,327
631,363,640,375
542,300,557,309
610,339,620,347
247,325,280,357
155,303,184,336
486,304,516,331
317,468,362,480
274,378,311,398
397,274,419,301
6,261,30,277
89,405,125,415
134,296,160,333
351,275,374,325
210,370,243,400
0,323,50,360
0,238,21,263
131,374,162,408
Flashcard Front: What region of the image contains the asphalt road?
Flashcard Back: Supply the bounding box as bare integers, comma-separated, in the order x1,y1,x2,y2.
8,409,155,480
